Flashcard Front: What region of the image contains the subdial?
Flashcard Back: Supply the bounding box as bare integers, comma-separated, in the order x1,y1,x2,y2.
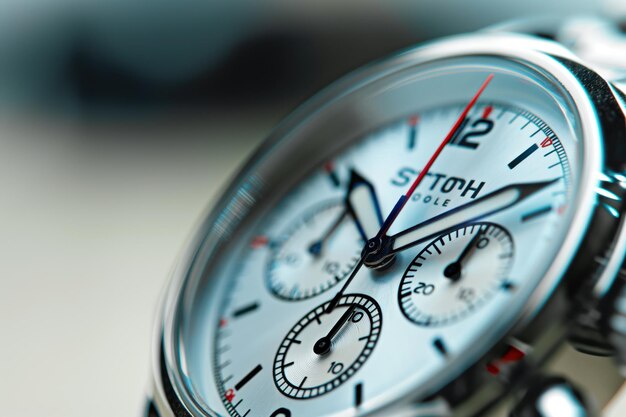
273,294,382,399
398,222,514,327
266,200,362,300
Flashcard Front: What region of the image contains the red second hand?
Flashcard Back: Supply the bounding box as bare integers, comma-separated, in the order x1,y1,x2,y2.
378,73,494,236
326,74,495,313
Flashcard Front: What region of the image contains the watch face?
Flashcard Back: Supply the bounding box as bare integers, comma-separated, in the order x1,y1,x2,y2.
166,50,592,417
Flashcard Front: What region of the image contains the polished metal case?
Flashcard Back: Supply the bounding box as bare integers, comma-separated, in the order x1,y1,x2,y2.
147,31,626,417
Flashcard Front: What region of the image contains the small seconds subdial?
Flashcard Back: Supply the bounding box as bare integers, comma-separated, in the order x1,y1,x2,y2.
266,200,362,300
399,222,514,327
273,294,382,399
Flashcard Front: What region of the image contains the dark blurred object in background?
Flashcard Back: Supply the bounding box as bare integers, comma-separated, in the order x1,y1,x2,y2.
0,0,611,115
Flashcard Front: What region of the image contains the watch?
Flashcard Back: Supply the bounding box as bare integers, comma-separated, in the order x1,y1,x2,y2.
145,17,626,417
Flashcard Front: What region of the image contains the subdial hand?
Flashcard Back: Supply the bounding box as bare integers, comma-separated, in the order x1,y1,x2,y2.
313,304,357,355
443,224,486,281
308,209,348,257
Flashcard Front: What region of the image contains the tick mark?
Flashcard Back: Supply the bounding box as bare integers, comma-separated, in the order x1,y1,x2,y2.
250,236,269,248
355,383,364,407
521,206,553,222
232,302,260,318
235,364,263,390
482,105,493,119
433,338,448,356
509,113,520,124
408,115,419,150
508,144,539,169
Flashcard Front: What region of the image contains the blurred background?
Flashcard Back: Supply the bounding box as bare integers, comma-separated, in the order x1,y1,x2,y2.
2,1,626,416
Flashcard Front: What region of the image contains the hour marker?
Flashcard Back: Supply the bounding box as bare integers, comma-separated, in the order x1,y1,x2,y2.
482,105,493,119
324,161,341,187
540,136,553,148
407,115,419,150
501,281,516,291
283,361,295,368
232,302,260,318
298,376,308,388
521,206,552,222
354,383,363,407
508,144,539,169
251,236,269,248
235,364,263,390
433,338,448,356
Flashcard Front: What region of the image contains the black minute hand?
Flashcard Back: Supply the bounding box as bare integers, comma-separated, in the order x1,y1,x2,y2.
388,179,559,255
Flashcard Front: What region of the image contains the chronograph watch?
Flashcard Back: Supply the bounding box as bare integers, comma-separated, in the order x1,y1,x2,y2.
147,18,626,417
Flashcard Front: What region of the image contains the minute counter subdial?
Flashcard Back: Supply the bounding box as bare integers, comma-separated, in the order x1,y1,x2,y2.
273,294,382,399
398,222,514,327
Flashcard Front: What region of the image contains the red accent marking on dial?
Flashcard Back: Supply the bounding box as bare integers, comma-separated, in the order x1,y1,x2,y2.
557,205,567,215
379,74,494,236
225,388,236,402
486,345,526,376
219,318,228,328
408,115,420,126
251,236,269,248
502,345,525,362
482,105,493,119
324,161,334,173
540,137,553,148
486,363,500,376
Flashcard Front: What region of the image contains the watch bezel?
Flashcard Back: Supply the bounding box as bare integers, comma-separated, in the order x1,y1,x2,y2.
151,32,626,417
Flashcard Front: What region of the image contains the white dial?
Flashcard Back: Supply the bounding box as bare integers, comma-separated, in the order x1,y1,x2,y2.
209,101,572,417
171,57,585,417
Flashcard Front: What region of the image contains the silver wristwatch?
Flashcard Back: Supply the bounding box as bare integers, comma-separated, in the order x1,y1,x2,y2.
146,17,626,417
